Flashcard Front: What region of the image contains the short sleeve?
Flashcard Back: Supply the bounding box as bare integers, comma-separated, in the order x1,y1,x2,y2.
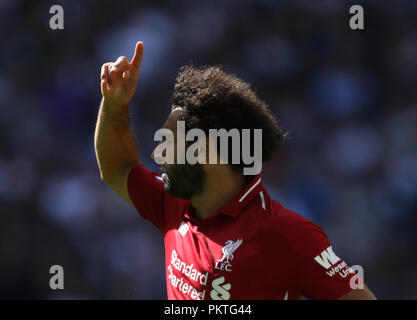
127,164,185,234
285,213,356,299
263,209,357,300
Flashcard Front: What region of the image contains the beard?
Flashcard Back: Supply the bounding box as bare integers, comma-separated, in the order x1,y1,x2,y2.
160,163,206,199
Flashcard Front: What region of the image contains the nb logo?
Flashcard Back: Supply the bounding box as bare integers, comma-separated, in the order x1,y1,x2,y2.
210,276,231,300
178,222,189,236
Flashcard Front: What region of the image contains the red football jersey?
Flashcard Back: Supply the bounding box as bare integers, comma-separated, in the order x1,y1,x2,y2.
127,164,357,300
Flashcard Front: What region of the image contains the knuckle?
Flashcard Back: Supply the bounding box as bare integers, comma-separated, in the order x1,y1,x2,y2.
114,61,128,69
101,63,111,73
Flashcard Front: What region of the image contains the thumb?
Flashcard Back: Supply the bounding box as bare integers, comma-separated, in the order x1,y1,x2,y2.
101,79,110,95
122,70,130,80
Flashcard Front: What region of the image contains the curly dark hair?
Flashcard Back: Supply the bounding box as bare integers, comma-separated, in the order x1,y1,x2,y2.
172,65,287,180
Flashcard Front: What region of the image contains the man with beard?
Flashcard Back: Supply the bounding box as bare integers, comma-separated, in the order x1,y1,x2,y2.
95,42,376,300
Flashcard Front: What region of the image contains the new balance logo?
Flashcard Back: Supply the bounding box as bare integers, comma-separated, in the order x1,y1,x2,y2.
210,276,231,300
314,246,341,269
178,222,189,236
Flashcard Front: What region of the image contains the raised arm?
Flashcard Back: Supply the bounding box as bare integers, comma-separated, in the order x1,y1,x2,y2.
94,42,144,206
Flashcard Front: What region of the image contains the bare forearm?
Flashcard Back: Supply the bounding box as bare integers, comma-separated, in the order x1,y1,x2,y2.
338,285,377,300
94,98,140,183
95,42,143,204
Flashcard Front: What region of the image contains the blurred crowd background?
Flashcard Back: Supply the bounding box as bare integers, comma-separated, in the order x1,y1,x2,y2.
1,0,416,299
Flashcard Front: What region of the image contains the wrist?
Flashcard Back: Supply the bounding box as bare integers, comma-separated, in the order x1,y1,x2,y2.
102,97,129,109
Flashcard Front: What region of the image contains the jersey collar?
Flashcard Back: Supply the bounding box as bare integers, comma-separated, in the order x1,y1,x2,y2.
220,174,263,217
184,174,264,222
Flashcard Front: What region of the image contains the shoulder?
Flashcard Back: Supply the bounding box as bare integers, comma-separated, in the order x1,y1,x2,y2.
127,164,165,191
258,198,329,257
127,164,188,233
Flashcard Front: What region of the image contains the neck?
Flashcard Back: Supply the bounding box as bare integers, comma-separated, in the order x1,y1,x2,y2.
190,166,245,220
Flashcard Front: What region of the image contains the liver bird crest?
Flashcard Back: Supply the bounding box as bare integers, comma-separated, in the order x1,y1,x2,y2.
218,238,243,264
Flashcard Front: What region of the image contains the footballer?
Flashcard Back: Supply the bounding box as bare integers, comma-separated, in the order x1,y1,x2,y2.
94,42,376,300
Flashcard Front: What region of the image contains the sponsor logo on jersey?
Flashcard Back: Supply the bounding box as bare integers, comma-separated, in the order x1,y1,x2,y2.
314,246,354,278
210,276,231,300
215,238,243,272
171,249,208,285
168,250,208,300
314,246,341,269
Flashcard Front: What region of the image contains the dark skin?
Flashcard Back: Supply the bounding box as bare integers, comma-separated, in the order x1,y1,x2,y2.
95,42,376,300
151,108,246,220
339,285,376,300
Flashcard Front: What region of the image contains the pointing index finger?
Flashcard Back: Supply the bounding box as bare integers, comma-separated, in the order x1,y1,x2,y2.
130,41,144,72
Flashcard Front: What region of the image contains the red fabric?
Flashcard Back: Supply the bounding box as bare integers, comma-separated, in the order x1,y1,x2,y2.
127,164,356,300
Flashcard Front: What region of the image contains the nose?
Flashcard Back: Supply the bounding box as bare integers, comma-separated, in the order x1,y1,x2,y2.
151,144,167,166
